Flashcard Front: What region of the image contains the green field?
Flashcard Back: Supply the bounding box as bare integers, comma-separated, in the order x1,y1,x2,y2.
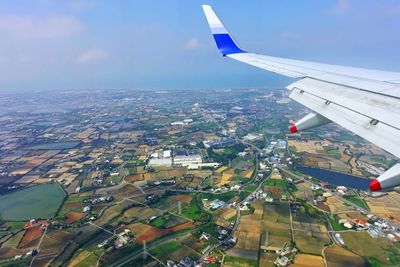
0,183,66,221
224,256,257,267
326,214,346,231
264,179,286,188
182,198,202,220
149,240,182,261
343,195,369,210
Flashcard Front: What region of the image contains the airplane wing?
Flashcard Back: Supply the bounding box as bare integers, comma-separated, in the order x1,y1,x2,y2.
202,5,400,191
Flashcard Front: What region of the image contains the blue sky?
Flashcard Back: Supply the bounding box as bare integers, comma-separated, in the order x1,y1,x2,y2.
0,0,400,91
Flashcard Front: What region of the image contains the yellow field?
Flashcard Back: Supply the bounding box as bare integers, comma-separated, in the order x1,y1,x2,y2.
242,169,254,179
219,172,234,186
367,192,400,224
219,208,237,221
234,201,263,251
216,165,230,173
288,140,326,154
325,196,355,214
292,254,324,267
349,157,364,176
270,169,282,180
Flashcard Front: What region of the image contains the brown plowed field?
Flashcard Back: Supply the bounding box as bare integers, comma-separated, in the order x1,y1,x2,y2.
129,221,194,243
19,225,43,248
64,212,85,224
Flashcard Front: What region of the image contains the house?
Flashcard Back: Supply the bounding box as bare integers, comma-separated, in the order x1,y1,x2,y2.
200,232,211,241
83,206,91,212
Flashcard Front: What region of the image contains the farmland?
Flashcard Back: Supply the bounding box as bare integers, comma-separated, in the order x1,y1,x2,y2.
341,231,400,265
261,203,291,251
324,245,367,267
292,254,324,267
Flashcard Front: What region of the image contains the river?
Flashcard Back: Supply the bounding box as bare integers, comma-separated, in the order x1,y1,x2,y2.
296,166,371,190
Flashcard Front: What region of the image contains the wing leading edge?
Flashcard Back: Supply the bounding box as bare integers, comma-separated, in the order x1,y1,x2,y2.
202,5,400,191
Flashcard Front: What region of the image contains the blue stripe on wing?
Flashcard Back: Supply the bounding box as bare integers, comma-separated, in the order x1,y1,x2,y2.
213,33,246,56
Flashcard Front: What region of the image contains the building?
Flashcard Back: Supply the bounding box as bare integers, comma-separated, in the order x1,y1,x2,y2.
148,157,172,166
173,154,202,166
187,162,219,170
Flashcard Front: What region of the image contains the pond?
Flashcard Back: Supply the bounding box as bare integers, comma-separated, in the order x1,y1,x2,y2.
0,183,66,221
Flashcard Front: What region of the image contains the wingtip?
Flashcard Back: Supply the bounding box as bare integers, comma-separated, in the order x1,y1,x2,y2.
369,179,382,191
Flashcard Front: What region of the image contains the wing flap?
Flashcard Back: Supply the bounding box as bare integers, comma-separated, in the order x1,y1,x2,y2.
287,78,400,128
289,87,400,158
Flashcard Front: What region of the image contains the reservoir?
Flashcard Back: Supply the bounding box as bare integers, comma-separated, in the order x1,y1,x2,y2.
296,166,371,190
0,183,65,221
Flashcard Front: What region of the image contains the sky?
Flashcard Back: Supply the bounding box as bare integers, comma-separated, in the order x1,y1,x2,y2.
0,0,400,91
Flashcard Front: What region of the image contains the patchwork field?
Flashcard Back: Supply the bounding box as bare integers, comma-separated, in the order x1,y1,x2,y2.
261,203,291,251
143,167,187,181
234,201,263,251
293,229,330,255
367,192,400,224
295,183,314,202
325,196,355,214
258,252,276,267
1,230,25,248
39,230,77,258
341,231,400,264
288,140,327,154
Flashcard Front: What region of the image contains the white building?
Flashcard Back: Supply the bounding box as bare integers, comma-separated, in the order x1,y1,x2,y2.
173,154,202,166
163,150,171,158
148,158,172,166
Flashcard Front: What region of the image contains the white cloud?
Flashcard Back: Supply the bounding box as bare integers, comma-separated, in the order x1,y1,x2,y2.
184,37,200,50
327,0,349,15
77,48,107,64
0,15,83,40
